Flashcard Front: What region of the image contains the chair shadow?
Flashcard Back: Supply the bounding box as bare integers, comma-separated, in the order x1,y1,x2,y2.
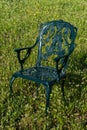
63,72,84,105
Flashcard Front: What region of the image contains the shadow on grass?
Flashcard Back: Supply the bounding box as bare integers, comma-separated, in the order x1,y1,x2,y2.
63,71,87,105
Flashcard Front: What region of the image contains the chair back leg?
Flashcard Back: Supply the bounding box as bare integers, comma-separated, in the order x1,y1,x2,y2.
9,75,16,94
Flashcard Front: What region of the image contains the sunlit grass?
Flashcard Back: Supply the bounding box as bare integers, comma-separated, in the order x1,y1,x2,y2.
0,0,87,129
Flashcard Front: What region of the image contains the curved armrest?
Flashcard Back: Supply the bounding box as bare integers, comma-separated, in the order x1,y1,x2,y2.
15,47,32,71
54,55,69,80
14,37,39,71
14,47,31,52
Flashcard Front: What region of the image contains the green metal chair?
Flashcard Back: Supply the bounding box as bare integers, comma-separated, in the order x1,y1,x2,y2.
10,20,77,113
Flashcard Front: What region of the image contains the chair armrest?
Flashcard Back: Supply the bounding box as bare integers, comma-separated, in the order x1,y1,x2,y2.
14,36,39,52
54,55,69,80
14,47,32,52
54,55,67,62
14,47,33,71
14,37,39,71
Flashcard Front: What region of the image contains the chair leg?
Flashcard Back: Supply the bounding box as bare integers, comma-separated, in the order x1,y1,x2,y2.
45,84,52,115
61,78,66,99
36,83,40,96
9,75,16,94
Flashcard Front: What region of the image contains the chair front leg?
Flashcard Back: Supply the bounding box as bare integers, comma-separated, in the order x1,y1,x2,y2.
61,77,66,100
45,84,52,115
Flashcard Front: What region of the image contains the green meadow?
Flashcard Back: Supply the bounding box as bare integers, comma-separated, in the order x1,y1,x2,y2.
0,0,87,129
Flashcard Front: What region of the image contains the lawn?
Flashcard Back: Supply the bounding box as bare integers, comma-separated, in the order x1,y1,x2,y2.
0,0,87,129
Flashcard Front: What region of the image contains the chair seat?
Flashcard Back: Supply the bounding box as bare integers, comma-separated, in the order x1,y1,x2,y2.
13,66,65,84
14,66,57,83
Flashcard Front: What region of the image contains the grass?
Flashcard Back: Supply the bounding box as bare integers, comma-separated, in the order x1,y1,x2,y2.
0,0,87,129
